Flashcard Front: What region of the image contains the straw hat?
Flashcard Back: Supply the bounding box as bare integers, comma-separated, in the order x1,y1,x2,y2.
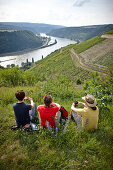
82,94,97,107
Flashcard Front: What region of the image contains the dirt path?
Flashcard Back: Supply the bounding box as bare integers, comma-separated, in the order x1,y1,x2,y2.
70,48,108,74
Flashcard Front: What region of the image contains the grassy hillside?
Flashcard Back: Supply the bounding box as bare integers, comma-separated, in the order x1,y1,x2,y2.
72,36,105,53
104,30,113,34
29,45,90,82
0,36,113,169
49,24,113,41
0,30,43,55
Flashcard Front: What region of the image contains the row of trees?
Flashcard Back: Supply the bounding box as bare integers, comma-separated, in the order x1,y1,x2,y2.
1,55,44,70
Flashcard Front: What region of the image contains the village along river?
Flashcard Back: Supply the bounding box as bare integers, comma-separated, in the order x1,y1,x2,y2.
0,34,76,67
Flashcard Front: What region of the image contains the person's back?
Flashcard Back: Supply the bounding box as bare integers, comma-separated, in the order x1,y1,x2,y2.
12,90,34,129
13,102,31,127
38,95,60,128
76,107,99,130
71,94,99,131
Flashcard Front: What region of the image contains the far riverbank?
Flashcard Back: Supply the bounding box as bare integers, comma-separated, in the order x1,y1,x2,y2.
0,36,76,67
0,39,57,57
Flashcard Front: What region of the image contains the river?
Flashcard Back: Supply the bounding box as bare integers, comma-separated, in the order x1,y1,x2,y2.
0,34,76,67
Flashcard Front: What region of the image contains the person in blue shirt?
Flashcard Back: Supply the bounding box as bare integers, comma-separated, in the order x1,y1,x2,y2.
12,90,36,130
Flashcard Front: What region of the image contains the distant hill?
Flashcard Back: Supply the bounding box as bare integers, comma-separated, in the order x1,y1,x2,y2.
48,24,113,41
0,30,43,55
0,22,65,34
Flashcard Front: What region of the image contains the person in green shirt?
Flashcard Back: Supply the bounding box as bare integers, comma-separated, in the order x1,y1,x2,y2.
71,94,99,130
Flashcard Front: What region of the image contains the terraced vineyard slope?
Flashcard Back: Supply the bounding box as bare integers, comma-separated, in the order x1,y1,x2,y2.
71,35,113,73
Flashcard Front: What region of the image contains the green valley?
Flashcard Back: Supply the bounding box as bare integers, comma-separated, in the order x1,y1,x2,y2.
0,33,113,169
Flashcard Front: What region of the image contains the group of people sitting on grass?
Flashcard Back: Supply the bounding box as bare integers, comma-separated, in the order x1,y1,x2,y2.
11,90,99,132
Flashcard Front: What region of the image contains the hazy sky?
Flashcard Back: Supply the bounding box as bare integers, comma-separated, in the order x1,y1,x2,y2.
0,0,113,26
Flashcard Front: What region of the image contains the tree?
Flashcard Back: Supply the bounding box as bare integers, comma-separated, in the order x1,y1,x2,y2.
7,65,10,68
11,64,15,68
32,58,34,63
76,39,80,44
21,62,25,67
76,78,81,85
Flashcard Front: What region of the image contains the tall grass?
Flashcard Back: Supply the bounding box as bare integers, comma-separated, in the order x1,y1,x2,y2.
0,74,113,169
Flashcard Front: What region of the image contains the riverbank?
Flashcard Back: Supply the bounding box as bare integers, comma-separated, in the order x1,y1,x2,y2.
0,37,76,67
0,39,57,57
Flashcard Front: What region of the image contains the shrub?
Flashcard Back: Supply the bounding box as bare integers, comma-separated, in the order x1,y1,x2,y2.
84,73,113,110
76,78,82,85
0,67,38,86
0,67,24,86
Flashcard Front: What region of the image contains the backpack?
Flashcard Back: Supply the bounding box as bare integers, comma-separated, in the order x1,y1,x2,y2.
60,106,68,120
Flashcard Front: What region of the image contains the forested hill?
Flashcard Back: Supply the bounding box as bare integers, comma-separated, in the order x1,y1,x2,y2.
0,22,65,34
0,30,43,55
49,24,113,41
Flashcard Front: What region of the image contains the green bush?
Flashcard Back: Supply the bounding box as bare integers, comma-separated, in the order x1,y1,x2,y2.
0,67,38,86
84,73,113,110
76,78,82,85
0,67,24,86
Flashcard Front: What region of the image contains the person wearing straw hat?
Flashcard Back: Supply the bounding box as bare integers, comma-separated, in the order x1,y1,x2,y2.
71,94,99,130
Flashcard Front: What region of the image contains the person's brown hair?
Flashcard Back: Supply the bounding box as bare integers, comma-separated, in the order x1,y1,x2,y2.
43,95,52,107
15,90,25,101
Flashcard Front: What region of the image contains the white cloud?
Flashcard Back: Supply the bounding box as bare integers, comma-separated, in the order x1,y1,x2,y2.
73,0,91,7
0,0,113,26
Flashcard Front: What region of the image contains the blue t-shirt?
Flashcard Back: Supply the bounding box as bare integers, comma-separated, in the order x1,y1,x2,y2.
13,102,32,127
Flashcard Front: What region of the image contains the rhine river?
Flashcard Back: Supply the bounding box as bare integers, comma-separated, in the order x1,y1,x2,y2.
0,34,76,67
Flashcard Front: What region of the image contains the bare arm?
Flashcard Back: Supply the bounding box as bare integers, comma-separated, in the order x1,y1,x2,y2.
24,97,34,109
71,103,77,112
71,102,85,112
78,102,85,106
52,103,61,109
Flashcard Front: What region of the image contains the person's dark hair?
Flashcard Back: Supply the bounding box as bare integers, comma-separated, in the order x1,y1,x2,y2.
91,107,97,110
15,90,25,101
43,95,52,107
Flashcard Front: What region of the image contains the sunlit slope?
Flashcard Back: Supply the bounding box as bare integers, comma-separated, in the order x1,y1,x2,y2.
80,39,113,67
29,45,91,82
